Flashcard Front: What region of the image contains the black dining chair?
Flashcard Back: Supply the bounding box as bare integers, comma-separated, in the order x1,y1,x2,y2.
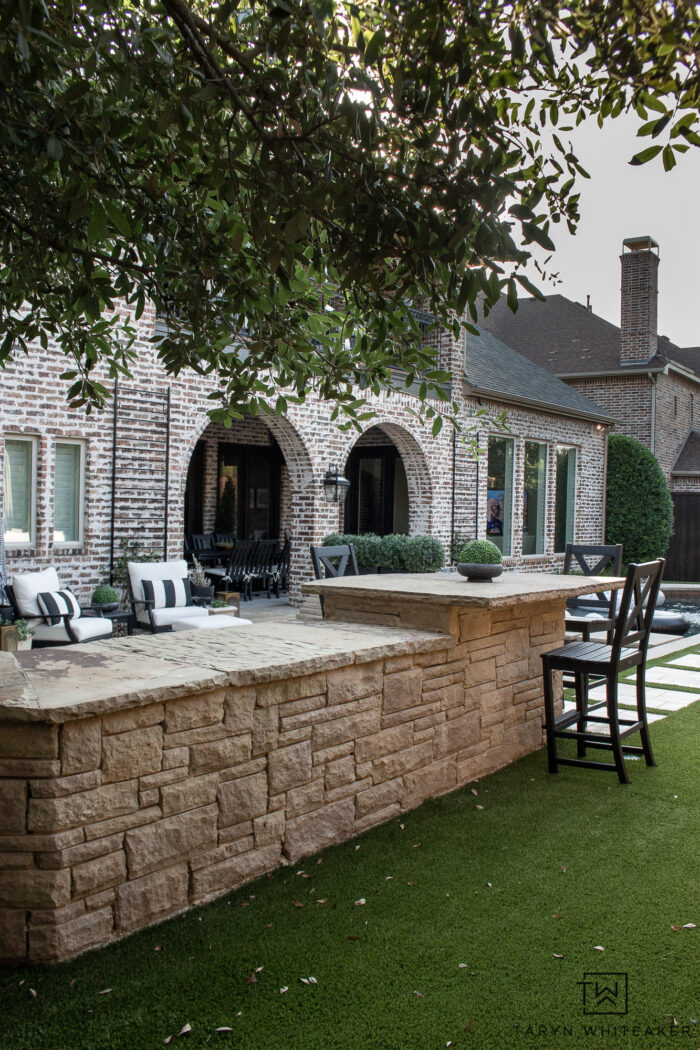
541,558,665,785
563,543,624,643
310,543,359,615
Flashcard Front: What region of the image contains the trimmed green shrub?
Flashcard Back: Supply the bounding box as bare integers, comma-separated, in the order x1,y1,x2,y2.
91,584,119,605
605,434,673,562
323,533,446,572
457,539,503,565
403,535,445,572
377,533,412,571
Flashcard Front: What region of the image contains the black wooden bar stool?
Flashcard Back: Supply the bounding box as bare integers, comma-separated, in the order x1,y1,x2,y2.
542,559,665,785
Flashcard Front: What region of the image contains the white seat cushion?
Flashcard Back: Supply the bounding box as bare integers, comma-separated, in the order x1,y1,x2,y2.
128,560,190,604
12,568,61,617
31,616,113,643
171,615,253,631
135,604,209,628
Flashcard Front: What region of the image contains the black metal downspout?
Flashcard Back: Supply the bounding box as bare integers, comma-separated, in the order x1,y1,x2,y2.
109,379,118,584
163,386,171,560
450,429,456,562
475,431,480,540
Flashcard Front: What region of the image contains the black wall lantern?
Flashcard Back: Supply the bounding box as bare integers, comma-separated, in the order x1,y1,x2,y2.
322,464,351,504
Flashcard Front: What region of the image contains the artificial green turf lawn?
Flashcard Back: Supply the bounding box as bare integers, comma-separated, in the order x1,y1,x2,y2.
3,701,698,1050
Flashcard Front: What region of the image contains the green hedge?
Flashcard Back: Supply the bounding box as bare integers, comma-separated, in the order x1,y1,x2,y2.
605,434,674,562
322,533,445,573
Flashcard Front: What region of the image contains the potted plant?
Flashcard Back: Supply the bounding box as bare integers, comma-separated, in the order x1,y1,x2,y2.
208,598,234,616
90,584,120,612
456,540,503,582
14,619,34,650
189,558,215,602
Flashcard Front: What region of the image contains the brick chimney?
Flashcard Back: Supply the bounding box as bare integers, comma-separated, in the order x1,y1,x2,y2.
620,236,659,364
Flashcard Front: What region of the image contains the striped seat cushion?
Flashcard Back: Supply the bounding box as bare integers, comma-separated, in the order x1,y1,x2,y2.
37,590,82,625
142,577,193,610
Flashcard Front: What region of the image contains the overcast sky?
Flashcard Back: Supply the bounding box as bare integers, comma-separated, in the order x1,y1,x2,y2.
523,111,700,349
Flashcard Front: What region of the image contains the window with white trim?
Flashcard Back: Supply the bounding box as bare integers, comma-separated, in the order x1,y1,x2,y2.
53,441,85,545
554,445,577,552
3,436,37,546
523,441,547,555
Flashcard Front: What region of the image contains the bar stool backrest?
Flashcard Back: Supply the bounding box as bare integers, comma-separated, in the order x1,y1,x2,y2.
563,543,623,616
610,559,665,661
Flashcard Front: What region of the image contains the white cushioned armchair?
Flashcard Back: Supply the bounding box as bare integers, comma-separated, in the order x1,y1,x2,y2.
9,567,113,647
127,560,209,633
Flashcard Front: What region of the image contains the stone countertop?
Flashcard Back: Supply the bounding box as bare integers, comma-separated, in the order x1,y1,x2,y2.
303,571,626,608
0,619,447,723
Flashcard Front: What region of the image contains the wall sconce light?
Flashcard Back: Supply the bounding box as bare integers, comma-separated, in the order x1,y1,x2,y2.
322,465,350,504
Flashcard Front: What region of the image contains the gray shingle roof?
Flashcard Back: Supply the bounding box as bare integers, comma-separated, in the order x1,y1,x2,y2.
672,430,700,475
478,294,699,380
464,325,616,424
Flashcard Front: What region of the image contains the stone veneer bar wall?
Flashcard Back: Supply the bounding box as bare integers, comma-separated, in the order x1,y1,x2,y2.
0,597,564,964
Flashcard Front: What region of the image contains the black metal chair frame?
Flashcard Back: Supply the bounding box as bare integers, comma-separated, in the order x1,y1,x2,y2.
310,544,359,615
542,558,665,784
247,539,282,599
206,539,259,600
273,537,291,598
6,584,112,647
563,543,624,643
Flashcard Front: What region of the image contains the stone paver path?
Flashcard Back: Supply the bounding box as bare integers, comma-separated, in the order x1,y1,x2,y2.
644,666,700,690
666,653,700,670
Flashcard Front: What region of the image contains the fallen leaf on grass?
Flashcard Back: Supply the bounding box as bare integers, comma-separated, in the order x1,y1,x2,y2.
99,989,112,995
552,914,562,920
413,843,422,849
553,954,564,959
297,871,311,879
471,789,478,796
308,976,317,985
316,898,328,905
672,926,682,932
593,946,605,952
348,935,361,941
215,1027,233,1033
280,987,288,995
28,989,36,999
179,1026,191,1037
562,866,567,873
683,923,697,930
667,1015,678,1027
413,991,423,998
475,805,484,811
355,898,366,906
407,881,414,886
354,845,361,851
265,923,273,930
245,975,257,985
292,900,304,908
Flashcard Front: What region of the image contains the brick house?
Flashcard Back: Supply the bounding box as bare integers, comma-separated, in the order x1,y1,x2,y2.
480,237,700,579
0,302,613,604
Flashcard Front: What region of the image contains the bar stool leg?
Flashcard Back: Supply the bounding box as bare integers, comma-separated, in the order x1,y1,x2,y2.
541,656,559,774
636,665,656,767
574,669,588,758
607,674,629,785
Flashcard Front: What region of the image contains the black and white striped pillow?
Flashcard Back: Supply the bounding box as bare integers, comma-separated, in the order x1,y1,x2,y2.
142,577,193,610
37,590,82,625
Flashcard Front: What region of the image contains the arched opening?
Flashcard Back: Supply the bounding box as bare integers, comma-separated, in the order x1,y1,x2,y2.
185,419,286,542
343,423,431,535
182,414,314,601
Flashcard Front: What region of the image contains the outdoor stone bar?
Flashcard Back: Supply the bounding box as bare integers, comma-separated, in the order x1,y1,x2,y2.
0,572,621,963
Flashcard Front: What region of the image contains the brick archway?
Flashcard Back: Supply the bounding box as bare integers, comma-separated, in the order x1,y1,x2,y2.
178,411,315,600
341,420,433,534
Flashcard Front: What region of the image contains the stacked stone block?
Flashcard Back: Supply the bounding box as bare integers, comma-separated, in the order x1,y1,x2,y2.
0,596,562,963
